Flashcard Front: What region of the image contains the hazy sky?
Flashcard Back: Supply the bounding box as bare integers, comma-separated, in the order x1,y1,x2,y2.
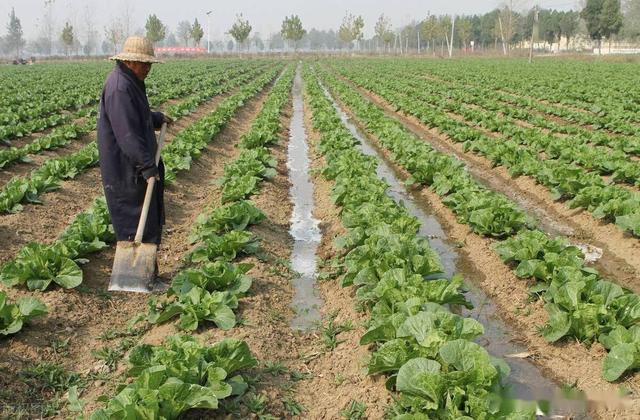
1,0,579,41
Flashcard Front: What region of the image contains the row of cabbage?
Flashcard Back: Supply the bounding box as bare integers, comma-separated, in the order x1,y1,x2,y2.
0,61,258,170
304,65,539,418
329,62,640,239
92,66,295,419
148,66,295,332
402,58,640,132
401,64,640,155
0,65,282,345
0,61,245,142
393,63,640,175
318,65,640,383
0,62,270,214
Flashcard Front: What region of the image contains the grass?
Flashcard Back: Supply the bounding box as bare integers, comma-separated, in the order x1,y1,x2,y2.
283,397,305,416
321,311,354,350
290,369,313,381
264,361,289,376
20,362,83,396
341,400,367,419
244,392,269,415
50,338,70,357
91,337,136,371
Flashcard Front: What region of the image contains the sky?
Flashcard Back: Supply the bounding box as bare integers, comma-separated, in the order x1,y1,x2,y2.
1,0,580,41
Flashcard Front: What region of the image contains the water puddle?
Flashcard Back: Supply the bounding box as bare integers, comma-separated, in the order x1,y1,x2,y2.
322,83,588,418
288,66,323,330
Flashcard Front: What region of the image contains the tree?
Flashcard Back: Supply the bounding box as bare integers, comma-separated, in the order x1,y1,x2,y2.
622,0,640,40
438,15,453,55
177,20,192,46
559,10,580,49
338,12,364,49
268,32,285,50
191,18,204,46
421,15,439,54
539,9,561,49
61,22,74,56
581,0,623,53
82,5,98,56
105,19,124,55
6,8,25,58
228,14,252,50
281,15,306,50
374,14,393,51
252,33,265,51
145,14,166,45
601,0,624,50
582,0,605,52
40,2,55,56
457,17,473,50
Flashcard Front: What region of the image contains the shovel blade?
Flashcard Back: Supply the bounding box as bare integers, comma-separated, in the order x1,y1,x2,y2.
109,241,158,293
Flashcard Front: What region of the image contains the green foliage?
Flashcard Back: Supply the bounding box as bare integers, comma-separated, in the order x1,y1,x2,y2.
341,400,366,419
0,290,47,336
145,14,166,44
92,336,256,419
496,229,640,380
1,198,113,290
303,65,533,418
191,18,204,46
281,15,306,49
581,0,624,46
5,7,25,57
61,22,74,53
228,14,252,48
338,13,364,46
148,66,293,332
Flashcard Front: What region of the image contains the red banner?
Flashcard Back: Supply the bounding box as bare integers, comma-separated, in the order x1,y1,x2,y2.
156,47,207,54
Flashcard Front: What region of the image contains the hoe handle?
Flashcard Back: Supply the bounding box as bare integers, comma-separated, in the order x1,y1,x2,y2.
134,123,167,244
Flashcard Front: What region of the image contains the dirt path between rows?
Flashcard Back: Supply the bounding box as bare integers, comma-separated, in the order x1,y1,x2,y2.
324,80,640,419
331,72,640,295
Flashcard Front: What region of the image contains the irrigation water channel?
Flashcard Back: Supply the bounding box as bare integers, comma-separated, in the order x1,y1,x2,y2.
288,67,323,330
317,80,588,418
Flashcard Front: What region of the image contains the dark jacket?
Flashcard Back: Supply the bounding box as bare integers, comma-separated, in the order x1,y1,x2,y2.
97,61,165,244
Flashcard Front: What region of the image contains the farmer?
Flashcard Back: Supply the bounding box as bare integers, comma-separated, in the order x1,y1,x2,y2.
97,36,172,285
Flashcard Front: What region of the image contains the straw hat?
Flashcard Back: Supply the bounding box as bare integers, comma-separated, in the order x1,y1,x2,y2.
110,36,162,63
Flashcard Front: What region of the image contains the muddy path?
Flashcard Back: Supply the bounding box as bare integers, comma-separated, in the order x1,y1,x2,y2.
327,70,640,295
0,81,278,416
319,73,640,418
289,83,391,419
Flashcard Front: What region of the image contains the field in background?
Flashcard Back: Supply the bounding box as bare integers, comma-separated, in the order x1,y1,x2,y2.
1,56,640,419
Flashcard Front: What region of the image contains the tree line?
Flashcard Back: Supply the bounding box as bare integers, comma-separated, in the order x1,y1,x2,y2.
1,0,639,58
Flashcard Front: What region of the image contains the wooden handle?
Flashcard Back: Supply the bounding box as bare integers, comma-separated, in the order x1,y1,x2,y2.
133,122,167,244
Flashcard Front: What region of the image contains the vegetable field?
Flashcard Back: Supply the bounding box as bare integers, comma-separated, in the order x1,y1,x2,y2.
1,57,640,419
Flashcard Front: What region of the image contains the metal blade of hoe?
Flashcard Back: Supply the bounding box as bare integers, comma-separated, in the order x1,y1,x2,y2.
108,241,157,292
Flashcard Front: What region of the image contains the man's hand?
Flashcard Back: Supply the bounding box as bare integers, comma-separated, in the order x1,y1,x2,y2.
141,166,160,181
162,114,174,126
